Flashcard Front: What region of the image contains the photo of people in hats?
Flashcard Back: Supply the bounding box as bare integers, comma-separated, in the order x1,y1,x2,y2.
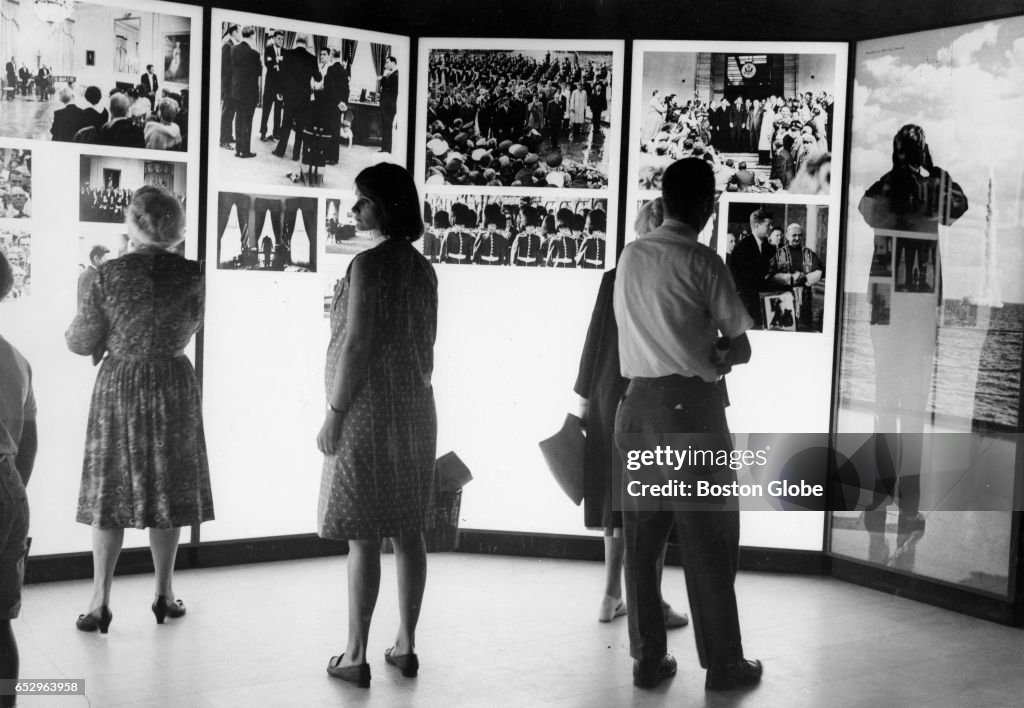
423,47,615,189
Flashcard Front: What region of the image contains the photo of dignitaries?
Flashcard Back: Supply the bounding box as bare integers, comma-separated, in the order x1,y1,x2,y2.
216,191,317,272
424,48,613,188
1,0,192,147
217,20,397,188
0,149,32,219
724,201,828,332
79,156,186,223
638,51,836,196
421,194,609,269
0,226,30,299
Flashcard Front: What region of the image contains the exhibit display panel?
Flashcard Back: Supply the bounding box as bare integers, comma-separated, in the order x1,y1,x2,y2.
0,0,202,555
202,8,410,541
831,17,1024,598
627,41,848,550
415,38,624,535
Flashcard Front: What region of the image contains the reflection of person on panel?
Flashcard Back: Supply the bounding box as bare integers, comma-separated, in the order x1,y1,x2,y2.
858,124,967,536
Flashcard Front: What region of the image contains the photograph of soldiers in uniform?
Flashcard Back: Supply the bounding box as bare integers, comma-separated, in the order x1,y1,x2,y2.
0,148,32,219
423,47,614,189
421,194,609,269
215,15,400,189
216,191,317,272
0,224,31,299
723,201,829,332
1,0,193,149
637,49,837,196
79,155,186,223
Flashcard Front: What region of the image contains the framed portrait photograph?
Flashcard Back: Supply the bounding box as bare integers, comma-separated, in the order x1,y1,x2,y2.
163,32,190,83
762,290,796,331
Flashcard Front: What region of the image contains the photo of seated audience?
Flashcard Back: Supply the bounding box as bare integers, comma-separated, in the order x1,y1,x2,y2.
216,191,317,272
0,148,32,219
637,51,836,196
424,48,614,189
216,19,398,189
0,225,30,298
78,156,186,224
422,194,609,269
724,201,829,332
0,1,193,148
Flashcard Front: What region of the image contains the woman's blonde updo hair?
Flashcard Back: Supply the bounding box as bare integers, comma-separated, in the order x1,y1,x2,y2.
127,185,185,248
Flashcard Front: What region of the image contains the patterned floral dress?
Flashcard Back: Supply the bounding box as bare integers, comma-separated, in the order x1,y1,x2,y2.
67,249,213,529
318,239,438,540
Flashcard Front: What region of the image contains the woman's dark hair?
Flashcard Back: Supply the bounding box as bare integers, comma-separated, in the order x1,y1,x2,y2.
0,251,12,302
84,86,102,105
354,163,423,241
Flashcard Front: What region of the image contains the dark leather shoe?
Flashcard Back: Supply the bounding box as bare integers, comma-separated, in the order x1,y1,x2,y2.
705,658,762,691
633,654,676,688
271,149,286,158
327,654,370,687
384,647,418,677
236,152,257,158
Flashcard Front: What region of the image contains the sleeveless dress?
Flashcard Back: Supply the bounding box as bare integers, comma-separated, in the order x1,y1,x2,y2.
67,250,213,529
318,239,438,540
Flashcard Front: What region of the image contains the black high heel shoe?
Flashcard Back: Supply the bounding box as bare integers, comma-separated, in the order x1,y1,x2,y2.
152,595,187,624
76,606,112,634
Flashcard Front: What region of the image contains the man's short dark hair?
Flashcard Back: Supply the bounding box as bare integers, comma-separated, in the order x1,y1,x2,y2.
0,251,12,302
89,245,110,263
387,56,397,65
146,64,154,72
749,207,772,229
241,26,255,39
660,158,715,220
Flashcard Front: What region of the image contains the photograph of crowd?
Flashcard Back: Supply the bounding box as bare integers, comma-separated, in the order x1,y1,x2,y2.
216,191,317,272
637,49,837,196
1,0,194,149
422,194,609,269
423,47,614,189
215,15,403,189
79,155,186,223
723,201,829,332
0,224,30,299
0,148,32,219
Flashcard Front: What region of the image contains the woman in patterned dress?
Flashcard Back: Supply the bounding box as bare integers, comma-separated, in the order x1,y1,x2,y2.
67,185,212,633
317,163,437,686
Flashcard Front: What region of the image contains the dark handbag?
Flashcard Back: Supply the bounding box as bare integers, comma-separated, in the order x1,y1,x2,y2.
538,414,585,506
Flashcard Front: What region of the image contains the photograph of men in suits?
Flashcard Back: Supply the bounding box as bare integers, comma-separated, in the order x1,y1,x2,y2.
378,55,398,153
231,26,262,158
729,207,775,327
260,31,285,142
273,36,321,162
219,24,240,149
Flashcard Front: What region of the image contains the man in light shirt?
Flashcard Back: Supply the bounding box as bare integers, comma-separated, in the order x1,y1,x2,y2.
613,158,762,692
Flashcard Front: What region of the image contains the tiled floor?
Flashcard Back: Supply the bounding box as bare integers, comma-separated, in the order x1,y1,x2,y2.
10,553,1024,707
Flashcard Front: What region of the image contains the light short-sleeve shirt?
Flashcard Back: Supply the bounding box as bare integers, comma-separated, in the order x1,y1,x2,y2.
0,335,35,455
614,218,753,382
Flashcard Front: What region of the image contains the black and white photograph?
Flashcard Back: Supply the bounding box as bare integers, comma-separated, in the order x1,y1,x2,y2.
869,234,892,277
0,223,31,299
79,155,186,223
762,290,796,331
324,197,381,256
75,232,132,309
893,237,937,293
422,47,614,189
213,12,408,189
634,45,841,197
868,280,891,325
0,148,32,219
216,191,317,272
422,193,609,268
722,200,829,332
0,0,195,148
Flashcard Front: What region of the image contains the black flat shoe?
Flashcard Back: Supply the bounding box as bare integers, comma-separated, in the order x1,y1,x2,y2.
76,605,112,634
152,595,186,624
633,654,676,688
327,654,370,687
705,658,762,691
384,647,418,677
